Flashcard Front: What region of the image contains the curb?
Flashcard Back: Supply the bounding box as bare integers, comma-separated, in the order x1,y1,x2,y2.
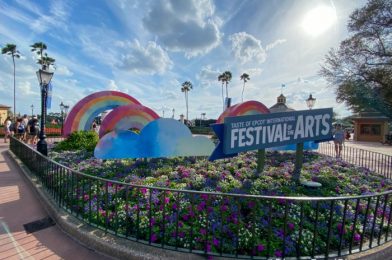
7,150,204,260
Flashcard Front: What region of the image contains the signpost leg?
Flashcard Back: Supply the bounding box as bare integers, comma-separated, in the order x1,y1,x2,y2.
293,143,304,183
257,149,265,173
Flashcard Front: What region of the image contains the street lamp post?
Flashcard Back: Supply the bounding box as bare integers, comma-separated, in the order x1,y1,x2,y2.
306,94,316,110
36,68,54,156
31,104,34,117
172,108,175,119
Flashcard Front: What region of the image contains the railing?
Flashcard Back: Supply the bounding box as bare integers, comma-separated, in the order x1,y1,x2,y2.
10,137,392,259
317,142,392,179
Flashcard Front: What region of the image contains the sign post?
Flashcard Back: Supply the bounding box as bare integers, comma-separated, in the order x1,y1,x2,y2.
257,149,265,173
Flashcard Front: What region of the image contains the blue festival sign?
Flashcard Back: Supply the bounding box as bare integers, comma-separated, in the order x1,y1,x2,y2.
209,108,333,160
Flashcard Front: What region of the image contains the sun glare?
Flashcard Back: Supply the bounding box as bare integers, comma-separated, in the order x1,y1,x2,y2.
302,6,337,36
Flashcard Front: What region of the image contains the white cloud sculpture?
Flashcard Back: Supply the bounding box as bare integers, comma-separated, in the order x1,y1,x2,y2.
142,0,222,58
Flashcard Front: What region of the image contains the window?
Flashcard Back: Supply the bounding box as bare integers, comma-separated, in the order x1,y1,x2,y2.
360,124,381,136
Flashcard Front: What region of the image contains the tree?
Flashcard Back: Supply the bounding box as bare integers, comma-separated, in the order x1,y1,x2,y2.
320,0,392,118
2,44,20,120
181,81,193,121
218,73,225,111
240,73,250,102
31,42,56,70
223,71,232,101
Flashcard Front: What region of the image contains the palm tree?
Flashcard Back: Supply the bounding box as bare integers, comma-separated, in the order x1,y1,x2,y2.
31,42,47,60
181,81,193,121
2,44,20,120
218,73,225,111
223,71,232,102
39,54,56,70
240,73,250,102
31,42,55,70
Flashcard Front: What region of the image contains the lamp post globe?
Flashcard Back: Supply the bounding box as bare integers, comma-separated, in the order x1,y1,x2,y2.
306,94,316,110
36,68,54,156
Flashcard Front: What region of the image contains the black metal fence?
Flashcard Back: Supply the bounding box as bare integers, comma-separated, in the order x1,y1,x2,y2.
10,137,392,259
317,142,392,179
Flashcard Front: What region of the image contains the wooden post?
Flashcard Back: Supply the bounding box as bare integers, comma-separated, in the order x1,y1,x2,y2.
257,149,265,173
293,143,304,184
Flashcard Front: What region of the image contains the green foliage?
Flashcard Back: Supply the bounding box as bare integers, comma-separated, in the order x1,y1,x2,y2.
320,0,392,118
54,131,98,152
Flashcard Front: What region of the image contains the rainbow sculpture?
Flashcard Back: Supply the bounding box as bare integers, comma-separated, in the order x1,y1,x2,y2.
98,104,160,138
63,91,141,136
216,100,270,123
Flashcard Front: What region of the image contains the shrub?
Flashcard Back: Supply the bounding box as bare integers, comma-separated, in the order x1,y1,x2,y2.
53,130,98,152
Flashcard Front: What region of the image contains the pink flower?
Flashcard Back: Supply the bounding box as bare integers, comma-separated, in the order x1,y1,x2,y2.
213,238,219,247
354,233,361,242
140,188,147,195
164,197,170,204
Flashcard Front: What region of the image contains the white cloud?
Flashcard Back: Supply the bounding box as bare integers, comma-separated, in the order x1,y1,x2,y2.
243,68,263,77
229,32,267,64
196,65,220,87
266,39,287,51
56,65,73,76
107,80,119,91
142,0,222,58
30,1,70,34
17,81,39,96
119,40,173,75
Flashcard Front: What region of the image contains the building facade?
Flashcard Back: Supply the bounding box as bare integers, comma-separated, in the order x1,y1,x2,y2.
351,111,390,142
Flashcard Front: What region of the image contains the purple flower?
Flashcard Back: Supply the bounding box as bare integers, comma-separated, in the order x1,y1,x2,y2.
151,233,157,242
354,233,361,242
275,250,283,257
337,223,346,235
257,244,265,252
213,237,219,247
288,222,295,231
200,228,207,235
220,205,228,211
248,201,256,209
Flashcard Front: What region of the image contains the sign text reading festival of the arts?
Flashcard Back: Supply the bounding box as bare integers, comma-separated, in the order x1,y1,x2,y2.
223,108,333,154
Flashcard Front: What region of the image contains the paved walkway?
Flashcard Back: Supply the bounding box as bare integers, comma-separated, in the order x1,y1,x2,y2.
0,142,110,260
344,139,392,156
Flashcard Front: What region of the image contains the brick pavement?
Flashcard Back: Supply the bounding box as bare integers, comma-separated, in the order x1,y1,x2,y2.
0,142,110,260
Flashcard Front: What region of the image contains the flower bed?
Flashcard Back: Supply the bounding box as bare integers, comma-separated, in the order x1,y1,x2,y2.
46,149,392,258
50,150,391,197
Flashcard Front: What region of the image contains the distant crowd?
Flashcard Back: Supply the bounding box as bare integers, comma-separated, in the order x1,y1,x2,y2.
3,115,40,144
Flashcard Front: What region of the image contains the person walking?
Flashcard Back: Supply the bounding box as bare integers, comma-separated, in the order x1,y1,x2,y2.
333,124,345,158
4,116,12,143
22,114,29,142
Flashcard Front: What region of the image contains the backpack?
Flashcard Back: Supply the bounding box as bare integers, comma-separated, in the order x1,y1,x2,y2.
29,120,36,133
18,124,24,132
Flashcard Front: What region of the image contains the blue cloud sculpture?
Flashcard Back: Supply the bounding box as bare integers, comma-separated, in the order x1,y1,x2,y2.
266,141,319,151
94,118,215,159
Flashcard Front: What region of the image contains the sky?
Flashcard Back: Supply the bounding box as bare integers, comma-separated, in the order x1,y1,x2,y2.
0,0,367,120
